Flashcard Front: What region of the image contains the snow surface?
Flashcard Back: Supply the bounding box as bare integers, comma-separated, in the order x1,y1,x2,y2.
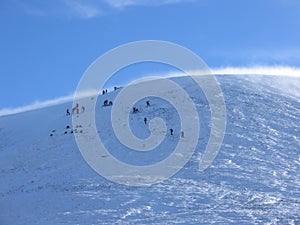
0,75,299,224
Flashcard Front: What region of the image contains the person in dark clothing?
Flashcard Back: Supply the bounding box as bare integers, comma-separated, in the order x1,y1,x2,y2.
133,107,139,113
144,117,147,124
66,108,70,116
170,128,173,135
146,100,150,107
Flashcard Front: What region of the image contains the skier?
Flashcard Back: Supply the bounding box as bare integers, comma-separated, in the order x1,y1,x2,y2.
82,106,85,113
181,131,184,138
76,104,79,114
66,108,70,116
146,100,150,107
72,104,79,114
133,107,139,113
170,128,173,135
103,100,108,106
144,117,147,124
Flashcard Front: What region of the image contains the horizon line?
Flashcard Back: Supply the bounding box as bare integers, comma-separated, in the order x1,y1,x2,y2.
1,66,300,117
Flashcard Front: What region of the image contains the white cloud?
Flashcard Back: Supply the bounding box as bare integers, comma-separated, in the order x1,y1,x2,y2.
208,48,300,67
104,0,190,9
17,0,104,19
211,66,300,100
0,89,101,117
142,66,300,78
17,0,191,19
64,0,103,18
212,66,300,77
0,95,73,117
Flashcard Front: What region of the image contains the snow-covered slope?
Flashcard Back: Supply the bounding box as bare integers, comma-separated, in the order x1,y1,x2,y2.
0,75,299,224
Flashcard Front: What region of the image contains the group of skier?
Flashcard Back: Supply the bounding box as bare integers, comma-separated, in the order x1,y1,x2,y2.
66,103,85,116
137,100,184,137
66,97,184,138
103,100,113,106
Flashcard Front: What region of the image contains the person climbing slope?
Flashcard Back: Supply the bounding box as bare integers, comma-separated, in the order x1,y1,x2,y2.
170,128,173,135
66,108,70,116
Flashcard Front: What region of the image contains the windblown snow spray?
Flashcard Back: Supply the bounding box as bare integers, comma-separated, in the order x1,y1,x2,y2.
72,40,226,186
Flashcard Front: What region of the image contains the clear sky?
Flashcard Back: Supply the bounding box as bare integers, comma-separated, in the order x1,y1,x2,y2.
1,0,300,110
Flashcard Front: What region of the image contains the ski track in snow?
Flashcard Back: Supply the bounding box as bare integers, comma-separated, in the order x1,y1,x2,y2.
0,75,299,224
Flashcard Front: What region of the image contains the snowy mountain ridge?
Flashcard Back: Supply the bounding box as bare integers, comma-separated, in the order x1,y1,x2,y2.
0,75,299,224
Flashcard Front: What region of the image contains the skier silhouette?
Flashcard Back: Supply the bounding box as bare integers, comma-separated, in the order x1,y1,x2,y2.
72,104,79,114
66,108,70,116
170,128,173,135
144,117,147,124
133,107,138,113
181,131,184,138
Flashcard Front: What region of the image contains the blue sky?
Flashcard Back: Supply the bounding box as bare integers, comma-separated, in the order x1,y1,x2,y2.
1,0,300,111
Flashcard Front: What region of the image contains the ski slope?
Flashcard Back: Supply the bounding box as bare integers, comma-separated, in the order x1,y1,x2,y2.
0,75,299,224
